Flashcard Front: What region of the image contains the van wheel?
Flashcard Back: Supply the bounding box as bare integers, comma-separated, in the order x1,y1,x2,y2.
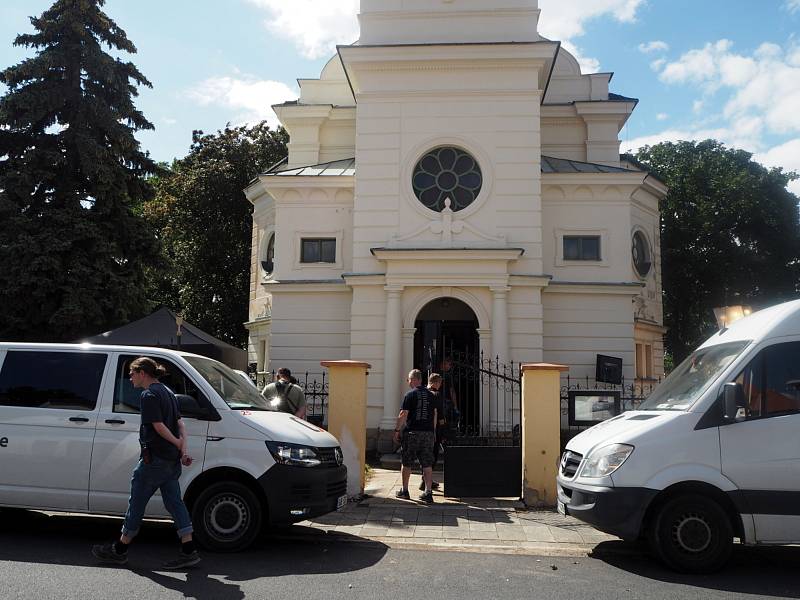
648,494,733,573
191,481,263,552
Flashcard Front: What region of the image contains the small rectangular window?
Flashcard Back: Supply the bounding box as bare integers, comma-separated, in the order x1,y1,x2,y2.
0,351,107,410
563,235,601,261
301,238,336,263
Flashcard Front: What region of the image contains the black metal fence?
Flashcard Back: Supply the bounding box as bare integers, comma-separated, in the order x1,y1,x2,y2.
560,375,662,447
252,370,329,427
446,350,522,447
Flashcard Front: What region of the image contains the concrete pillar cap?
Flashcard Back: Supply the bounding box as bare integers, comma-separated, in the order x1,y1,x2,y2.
520,363,569,372
320,360,372,369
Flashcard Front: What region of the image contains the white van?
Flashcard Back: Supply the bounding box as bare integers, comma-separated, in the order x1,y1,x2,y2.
0,343,347,551
557,299,800,572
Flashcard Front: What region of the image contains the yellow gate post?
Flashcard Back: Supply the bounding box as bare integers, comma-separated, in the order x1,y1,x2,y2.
521,362,568,507
322,360,371,497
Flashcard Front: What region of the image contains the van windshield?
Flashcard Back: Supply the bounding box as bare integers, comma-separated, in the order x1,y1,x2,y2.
185,357,276,411
639,341,750,411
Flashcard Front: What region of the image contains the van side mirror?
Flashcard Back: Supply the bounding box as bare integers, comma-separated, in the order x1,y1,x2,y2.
722,382,746,422
177,394,221,421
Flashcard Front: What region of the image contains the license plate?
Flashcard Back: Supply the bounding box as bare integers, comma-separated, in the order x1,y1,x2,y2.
336,494,348,510
557,500,566,516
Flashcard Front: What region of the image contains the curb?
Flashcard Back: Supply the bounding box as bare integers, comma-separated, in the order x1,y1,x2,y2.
264,529,641,558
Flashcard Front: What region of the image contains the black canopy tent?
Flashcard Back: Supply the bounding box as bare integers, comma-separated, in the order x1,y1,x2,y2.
80,307,247,370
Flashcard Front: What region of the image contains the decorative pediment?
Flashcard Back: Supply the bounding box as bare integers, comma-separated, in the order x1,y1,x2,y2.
388,198,506,247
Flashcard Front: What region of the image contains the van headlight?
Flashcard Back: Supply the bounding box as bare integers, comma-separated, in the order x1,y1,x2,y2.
265,442,321,467
580,444,634,478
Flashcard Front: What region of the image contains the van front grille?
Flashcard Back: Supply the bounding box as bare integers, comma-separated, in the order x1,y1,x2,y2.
560,451,583,479
326,480,346,499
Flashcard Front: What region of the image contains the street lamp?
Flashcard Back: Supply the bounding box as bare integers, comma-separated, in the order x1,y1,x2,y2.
175,313,184,351
713,305,752,331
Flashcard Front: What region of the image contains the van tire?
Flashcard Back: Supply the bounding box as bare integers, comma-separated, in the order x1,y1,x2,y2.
191,481,263,552
648,494,733,573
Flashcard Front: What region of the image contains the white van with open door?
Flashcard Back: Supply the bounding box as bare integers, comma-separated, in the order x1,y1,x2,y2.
557,299,800,572
0,343,347,551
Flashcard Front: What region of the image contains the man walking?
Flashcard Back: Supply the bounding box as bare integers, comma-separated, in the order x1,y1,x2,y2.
393,369,438,503
262,367,307,419
92,357,200,569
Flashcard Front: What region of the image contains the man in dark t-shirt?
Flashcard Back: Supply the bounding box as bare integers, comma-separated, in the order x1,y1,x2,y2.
140,382,182,461
92,357,199,570
393,369,437,503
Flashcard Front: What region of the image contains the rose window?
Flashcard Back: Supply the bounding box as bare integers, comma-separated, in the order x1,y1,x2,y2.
412,147,483,212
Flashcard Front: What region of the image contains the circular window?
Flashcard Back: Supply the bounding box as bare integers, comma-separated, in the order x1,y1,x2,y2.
412,147,482,212
632,231,652,278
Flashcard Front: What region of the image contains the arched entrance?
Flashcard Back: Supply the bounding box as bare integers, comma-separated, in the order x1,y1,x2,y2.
413,297,479,434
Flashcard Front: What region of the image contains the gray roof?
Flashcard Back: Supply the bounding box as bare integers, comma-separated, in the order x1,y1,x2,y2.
541,155,638,174
265,157,355,177
263,155,638,177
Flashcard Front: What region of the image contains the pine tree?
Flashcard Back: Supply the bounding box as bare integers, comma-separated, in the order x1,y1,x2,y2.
0,0,159,341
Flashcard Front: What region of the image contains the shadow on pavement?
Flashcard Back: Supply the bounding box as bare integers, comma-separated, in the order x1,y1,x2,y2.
0,508,389,600
591,540,800,598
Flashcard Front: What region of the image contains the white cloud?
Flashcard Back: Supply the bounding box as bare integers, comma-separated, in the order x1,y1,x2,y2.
692,100,705,113
639,40,669,54
658,40,733,84
162,117,177,126
784,0,800,14
656,113,669,121
245,0,645,73
187,76,298,127
755,139,800,195
650,58,666,72
246,0,359,60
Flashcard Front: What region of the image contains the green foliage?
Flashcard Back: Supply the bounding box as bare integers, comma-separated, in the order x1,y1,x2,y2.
144,123,288,347
633,140,800,363
0,0,159,341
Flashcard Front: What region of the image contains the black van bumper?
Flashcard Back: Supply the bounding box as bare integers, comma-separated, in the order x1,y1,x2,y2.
258,464,348,525
557,478,657,540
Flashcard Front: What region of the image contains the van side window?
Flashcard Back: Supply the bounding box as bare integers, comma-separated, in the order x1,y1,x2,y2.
113,355,202,414
734,342,800,418
0,351,107,410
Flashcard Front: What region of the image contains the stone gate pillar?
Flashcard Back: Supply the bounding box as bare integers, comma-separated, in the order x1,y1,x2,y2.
521,362,568,507
323,360,371,497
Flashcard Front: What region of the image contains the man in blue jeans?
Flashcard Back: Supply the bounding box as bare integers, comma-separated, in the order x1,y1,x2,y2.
92,357,200,569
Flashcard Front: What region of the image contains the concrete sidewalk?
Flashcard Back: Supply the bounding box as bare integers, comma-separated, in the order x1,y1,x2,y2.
277,467,621,556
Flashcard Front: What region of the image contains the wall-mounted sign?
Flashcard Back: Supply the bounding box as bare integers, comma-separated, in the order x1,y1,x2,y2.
568,390,621,426
595,354,623,384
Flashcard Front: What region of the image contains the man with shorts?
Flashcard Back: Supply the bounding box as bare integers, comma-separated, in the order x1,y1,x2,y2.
393,369,437,503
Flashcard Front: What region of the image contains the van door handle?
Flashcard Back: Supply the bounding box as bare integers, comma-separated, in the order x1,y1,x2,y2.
105,419,126,425
69,417,90,423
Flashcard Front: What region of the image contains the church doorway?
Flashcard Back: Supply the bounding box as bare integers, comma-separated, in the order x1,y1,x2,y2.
413,297,479,434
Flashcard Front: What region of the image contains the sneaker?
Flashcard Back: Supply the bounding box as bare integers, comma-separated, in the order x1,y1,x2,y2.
91,542,128,566
432,481,440,491
161,550,201,570
419,491,434,504
418,480,441,491
395,489,410,500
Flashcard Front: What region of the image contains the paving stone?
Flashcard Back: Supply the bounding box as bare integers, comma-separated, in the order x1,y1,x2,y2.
496,525,527,541
361,527,390,537
468,522,498,532
547,525,584,543
384,526,416,538
523,525,556,542
413,527,443,538
467,529,500,540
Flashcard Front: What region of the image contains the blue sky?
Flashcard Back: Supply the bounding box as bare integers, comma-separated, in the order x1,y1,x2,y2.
2,0,799,192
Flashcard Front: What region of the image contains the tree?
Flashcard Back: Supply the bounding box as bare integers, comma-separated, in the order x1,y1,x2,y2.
144,123,288,347
0,0,158,341
633,140,800,363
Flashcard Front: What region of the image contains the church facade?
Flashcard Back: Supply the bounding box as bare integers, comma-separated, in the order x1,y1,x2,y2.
244,0,666,443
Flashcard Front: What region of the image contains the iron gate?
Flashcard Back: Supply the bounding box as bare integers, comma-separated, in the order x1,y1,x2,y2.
440,350,522,497
254,370,329,427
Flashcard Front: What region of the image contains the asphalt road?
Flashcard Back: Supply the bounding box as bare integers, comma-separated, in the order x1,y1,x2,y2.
2,508,800,600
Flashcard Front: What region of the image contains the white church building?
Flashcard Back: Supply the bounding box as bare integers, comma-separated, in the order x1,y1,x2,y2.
244,0,666,445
